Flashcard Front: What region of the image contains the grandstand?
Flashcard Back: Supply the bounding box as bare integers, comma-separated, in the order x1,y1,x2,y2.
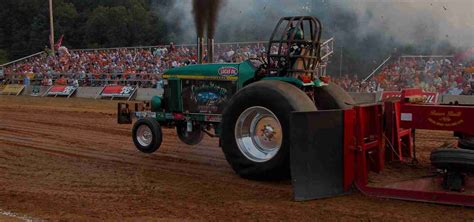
333,54,474,96
2,40,473,96
0,39,335,89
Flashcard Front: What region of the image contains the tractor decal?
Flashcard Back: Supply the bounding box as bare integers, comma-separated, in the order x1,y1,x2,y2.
218,67,239,77
191,83,228,113
163,74,238,81
427,110,465,127
181,80,235,114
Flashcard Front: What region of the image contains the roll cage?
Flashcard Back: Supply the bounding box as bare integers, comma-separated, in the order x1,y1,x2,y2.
265,16,323,79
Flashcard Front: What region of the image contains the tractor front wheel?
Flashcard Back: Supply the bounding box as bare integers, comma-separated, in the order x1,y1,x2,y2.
176,122,204,145
132,118,163,153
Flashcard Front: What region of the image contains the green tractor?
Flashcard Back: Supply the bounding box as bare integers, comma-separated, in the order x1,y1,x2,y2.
118,16,354,180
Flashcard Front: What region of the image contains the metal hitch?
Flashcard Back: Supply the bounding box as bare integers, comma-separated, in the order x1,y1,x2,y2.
117,103,132,124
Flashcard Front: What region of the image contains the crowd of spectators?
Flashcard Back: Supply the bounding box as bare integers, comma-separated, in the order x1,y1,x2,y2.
2,42,267,88
333,56,474,95
2,42,474,96
332,74,379,93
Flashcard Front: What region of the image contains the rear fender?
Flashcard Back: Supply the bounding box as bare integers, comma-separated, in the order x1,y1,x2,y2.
261,77,307,88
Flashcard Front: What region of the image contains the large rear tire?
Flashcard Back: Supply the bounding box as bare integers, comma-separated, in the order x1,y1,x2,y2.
314,82,355,110
221,81,317,180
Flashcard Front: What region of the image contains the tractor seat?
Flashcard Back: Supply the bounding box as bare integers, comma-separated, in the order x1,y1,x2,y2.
291,48,311,78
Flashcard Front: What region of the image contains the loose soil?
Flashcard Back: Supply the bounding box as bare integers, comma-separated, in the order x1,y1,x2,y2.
0,96,473,221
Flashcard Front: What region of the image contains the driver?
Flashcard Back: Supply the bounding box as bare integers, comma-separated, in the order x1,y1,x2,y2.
286,23,304,76
287,23,304,41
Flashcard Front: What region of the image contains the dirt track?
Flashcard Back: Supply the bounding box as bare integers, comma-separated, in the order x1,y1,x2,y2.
0,96,473,221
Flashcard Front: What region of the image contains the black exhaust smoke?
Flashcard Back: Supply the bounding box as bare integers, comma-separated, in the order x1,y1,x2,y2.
193,0,206,64
192,0,223,63
192,0,207,38
207,0,222,39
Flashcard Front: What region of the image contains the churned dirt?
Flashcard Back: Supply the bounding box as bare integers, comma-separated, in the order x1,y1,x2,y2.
0,214,21,222
0,96,473,221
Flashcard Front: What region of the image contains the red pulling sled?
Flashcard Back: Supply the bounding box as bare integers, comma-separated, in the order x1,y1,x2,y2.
290,88,474,207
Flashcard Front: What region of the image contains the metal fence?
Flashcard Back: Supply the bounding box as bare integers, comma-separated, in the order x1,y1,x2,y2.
0,41,271,74
0,51,45,68
1,39,335,85
4,72,163,88
1,39,334,68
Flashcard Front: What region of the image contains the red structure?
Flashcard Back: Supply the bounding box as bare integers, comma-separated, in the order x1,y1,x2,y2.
384,101,414,161
348,89,474,207
292,88,474,207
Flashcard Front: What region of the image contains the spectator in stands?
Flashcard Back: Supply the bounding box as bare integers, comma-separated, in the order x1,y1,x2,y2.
55,75,67,86
71,78,79,88
47,76,53,86
41,76,48,86
23,75,30,87
460,84,473,95
447,83,463,95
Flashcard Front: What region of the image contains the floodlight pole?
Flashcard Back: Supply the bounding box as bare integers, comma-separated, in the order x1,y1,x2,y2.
49,0,55,55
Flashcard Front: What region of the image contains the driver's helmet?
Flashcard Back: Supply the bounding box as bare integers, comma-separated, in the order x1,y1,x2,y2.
287,24,304,40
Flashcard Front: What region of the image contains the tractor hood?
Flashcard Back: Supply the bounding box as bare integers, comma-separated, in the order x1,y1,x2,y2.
163,61,257,88
164,63,241,80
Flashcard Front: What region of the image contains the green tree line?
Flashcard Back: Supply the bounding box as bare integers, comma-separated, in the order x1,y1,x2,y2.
0,0,458,75
0,0,169,63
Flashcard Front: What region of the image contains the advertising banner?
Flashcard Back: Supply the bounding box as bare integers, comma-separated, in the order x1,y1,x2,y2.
1,84,25,96
45,86,77,97
380,91,438,104
100,85,136,100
